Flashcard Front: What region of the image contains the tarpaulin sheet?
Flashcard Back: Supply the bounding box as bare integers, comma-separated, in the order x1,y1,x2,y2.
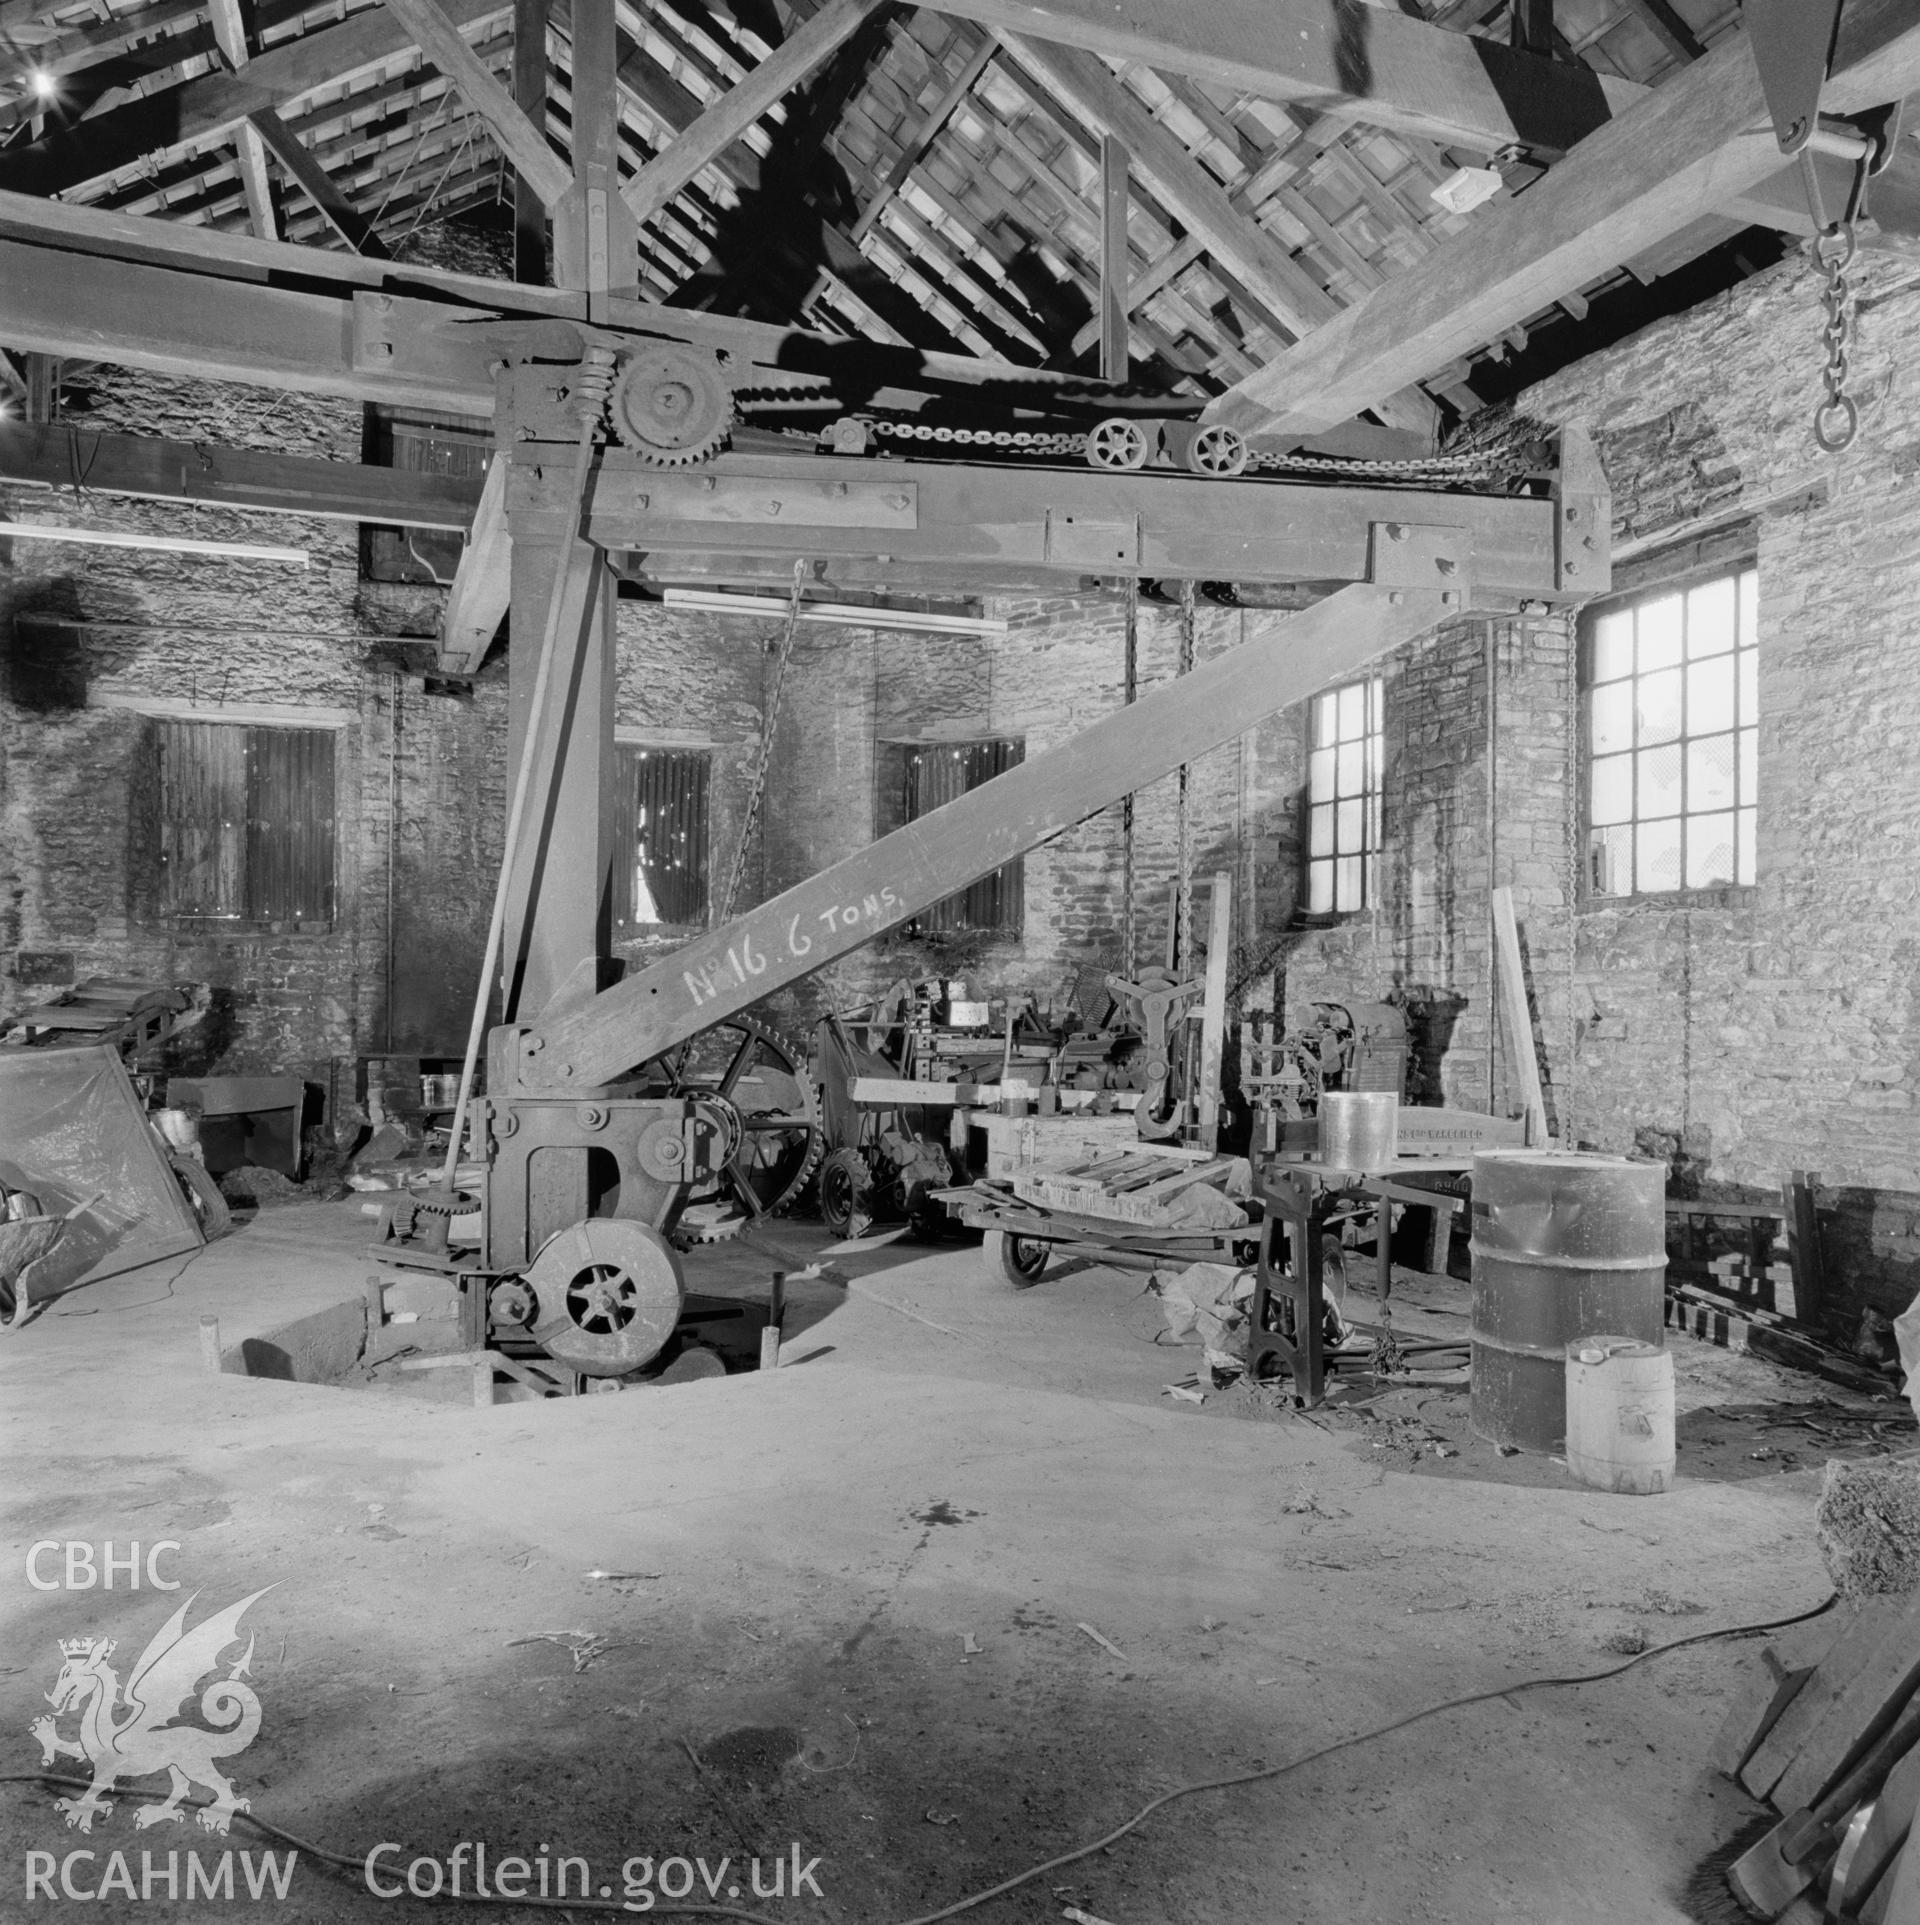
0,1045,201,1301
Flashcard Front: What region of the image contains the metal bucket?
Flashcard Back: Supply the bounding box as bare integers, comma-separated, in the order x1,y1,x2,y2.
1319,1091,1398,1168
1469,1152,1666,1453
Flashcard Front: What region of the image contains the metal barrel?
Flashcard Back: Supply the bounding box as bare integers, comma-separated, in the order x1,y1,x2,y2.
1469,1152,1666,1452
1319,1091,1398,1168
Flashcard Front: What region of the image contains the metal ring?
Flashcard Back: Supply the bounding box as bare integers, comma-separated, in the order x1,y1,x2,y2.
1814,393,1859,453
1815,224,1858,271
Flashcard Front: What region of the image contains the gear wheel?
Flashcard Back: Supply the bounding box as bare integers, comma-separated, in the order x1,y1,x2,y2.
634,1014,822,1221
610,344,734,466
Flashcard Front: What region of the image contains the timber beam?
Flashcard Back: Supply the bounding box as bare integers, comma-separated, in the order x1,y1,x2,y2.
516,580,1457,1086
919,0,1645,156
1204,0,1920,436
0,420,484,527
0,198,1165,417
507,442,1587,600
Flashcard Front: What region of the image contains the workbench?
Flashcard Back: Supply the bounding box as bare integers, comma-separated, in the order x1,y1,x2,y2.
1249,1156,1471,1404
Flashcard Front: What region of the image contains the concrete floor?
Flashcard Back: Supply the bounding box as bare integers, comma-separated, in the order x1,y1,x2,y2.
1,1197,1871,1924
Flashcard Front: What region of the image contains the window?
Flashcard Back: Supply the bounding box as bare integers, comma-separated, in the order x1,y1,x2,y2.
1583,564,1757,897
360,405,493,584
877,737,1024,935
151,720,336,925
1306,677,1383,914
613,746,710,928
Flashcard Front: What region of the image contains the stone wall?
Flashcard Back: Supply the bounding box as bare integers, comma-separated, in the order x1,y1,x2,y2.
0,380,1263,1100
1520,249,1920,1317
1265,249,1920,1321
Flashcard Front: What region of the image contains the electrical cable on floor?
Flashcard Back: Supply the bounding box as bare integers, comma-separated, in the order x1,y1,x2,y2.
3,1593,1836,1924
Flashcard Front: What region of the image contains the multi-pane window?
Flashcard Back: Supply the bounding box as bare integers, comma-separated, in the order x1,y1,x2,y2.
151,720,336,925
876,738,1024,935
1306,678,1383,914
613,746,710,928
1584,565,1757,897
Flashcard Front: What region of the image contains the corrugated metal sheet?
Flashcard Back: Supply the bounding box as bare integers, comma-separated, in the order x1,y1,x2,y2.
614,746,710,927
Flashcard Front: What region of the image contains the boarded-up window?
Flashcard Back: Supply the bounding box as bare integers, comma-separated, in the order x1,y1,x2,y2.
613,745,710,928
876,738,1024,935
153,720,337,924
361,405,493,584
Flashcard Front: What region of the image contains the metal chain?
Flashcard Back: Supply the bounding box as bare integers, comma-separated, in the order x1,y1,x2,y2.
1121,575,1138,981
761,414,1516,482
1175,579,1196,981
719,558,807,923
1813,220,1861,454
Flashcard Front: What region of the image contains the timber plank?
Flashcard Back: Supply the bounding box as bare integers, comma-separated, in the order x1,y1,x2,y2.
1741,1597,1912,1800
1773,1593,1920,1814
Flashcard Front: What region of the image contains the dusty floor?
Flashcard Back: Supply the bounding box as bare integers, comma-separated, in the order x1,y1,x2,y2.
3,1198,1908,1924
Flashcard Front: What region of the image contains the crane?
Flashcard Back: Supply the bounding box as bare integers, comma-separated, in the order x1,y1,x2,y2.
377,347,1606,1380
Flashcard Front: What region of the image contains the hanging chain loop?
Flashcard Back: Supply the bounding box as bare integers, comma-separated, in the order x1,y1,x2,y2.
719,557,807,923
1801,133,1875,455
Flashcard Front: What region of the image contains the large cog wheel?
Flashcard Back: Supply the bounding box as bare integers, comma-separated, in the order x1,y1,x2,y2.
633,1014,823,1226
610,345,734,466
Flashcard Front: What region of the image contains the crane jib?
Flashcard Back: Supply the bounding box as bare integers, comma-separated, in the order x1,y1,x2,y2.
514,578,1458,1093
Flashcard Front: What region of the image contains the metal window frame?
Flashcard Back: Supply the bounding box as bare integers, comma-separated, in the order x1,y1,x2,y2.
1577,555,1759,908
1302,673,1385,919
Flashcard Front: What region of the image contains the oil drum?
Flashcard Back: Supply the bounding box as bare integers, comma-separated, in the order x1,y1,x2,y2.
1468,1152,1666,1452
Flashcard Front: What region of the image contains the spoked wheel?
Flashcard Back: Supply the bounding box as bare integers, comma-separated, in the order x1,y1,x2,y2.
1187,424,1249,477
983,1227,1050,1286
635,1014,823,1223
1086,417,1152,471
527,1219,685,1376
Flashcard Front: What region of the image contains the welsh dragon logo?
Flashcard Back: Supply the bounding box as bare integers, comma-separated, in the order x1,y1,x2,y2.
29,1588,272,1835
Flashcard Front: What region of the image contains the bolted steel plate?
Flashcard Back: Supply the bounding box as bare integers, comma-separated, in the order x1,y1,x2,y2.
526,1219,685,1376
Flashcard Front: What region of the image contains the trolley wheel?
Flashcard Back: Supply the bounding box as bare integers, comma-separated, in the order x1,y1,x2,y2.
983,1227,1050,1286
1186,423,1249,477
171,1154,232,1243
1086,417,1152,471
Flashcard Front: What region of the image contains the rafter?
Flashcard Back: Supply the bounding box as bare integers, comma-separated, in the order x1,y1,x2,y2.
1204,0,1920,436
247,107,392,256
382,0,572,205
0,0,510,200
619,0,887,228
918,0,1645,156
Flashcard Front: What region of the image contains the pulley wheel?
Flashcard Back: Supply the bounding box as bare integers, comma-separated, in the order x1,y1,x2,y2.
1187,424,1249,477
525,1219,685,1376
1086,417,1152,470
